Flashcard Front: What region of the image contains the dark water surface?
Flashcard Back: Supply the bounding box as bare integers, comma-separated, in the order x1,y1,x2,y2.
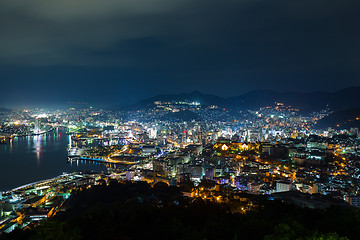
0,128,106,191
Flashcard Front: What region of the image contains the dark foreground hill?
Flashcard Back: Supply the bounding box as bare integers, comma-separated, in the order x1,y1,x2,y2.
2,181,358,240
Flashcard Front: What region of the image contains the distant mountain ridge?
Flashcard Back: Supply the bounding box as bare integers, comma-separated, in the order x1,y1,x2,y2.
0,107,11,112
123,86,360,112
229,87,360,111
124,91,229,110
314,108,360,130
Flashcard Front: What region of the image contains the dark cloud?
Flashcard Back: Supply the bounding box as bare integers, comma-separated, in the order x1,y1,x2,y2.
0,0,359,106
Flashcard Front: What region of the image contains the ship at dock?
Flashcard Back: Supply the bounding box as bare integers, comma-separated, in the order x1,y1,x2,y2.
67,147,84,161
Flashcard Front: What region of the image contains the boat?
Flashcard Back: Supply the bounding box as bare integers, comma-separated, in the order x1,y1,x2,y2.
67,147,83,161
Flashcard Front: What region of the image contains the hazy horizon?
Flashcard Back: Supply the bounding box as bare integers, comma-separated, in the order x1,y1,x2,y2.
2,85,360,109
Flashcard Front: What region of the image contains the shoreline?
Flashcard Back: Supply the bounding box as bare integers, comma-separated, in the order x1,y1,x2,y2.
1,126,55,138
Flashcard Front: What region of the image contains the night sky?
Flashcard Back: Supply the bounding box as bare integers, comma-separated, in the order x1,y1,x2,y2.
0,0,359,107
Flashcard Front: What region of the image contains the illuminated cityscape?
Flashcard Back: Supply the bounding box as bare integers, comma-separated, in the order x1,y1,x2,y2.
1,0,360,239
1,93,360,239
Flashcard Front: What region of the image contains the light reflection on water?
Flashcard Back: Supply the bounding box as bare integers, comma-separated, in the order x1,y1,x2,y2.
32,135,42,165
0,127,106,191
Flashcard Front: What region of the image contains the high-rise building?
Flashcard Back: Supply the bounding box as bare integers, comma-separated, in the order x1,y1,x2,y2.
276,182,293,193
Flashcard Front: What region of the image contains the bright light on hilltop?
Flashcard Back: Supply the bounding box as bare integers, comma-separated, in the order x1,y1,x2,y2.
36,114,47,118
